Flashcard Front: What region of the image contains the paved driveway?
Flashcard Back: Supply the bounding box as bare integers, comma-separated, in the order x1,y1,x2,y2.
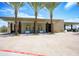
0,32,79,56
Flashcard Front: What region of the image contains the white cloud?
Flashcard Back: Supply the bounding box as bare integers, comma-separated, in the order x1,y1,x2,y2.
0,8,45,18
18,12,45,18
65,2,76,9
0,8,14,15
0,19,8,27
18,12,34,18
64,18,79,22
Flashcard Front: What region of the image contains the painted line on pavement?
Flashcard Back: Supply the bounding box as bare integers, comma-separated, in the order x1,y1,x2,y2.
0,50,47,56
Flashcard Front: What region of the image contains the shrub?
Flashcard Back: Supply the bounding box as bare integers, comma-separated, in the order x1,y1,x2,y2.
0,26,8,32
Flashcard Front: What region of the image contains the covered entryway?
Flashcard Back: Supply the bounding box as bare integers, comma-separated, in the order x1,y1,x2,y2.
8,22,15,34
18,21,21,33
9,22,22,34
46,23,51,33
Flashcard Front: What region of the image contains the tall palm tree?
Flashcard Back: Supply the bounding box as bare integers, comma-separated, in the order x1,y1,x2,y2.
28,2,44,34
7,2,24,35
44,2,60,33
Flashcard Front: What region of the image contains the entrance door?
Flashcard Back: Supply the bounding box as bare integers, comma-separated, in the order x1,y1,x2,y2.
10,23,13,33
46,23,51,33
48,24,51,32
18,22,21,33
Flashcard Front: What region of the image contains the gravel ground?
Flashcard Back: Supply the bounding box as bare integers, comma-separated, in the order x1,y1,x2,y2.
0,32,79,56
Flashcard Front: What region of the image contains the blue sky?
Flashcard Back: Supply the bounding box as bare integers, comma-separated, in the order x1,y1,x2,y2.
0,2,79,27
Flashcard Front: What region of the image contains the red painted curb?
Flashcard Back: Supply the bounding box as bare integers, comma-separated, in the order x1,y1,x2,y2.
0,50,47,56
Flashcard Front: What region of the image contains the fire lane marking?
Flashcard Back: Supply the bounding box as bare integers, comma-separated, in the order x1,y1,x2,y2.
0,50,47,56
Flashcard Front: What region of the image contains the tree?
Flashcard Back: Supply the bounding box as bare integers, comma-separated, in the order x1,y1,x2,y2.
44,2,60,33
28,2,44,34
7,2,24,35
0,26,8,32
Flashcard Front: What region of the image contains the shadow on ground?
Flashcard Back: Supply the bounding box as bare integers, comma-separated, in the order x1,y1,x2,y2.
0,33,16,37
0,32,55,37
72,32,79,35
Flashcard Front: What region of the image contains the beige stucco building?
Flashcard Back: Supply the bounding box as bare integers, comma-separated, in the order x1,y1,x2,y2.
0,17,64,34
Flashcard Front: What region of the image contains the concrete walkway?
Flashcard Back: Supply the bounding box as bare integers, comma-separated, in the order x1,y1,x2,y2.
0,32,79,56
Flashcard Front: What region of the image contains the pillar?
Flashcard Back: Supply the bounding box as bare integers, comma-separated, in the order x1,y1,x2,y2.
8,22,13,33
71,24,73,31
8,22,10,33
64,24,66,30
18,21,21,33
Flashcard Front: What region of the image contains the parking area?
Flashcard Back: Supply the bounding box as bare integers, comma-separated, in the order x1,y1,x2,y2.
0,32,79,56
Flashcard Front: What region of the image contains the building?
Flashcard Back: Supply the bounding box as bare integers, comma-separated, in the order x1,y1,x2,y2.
0,17,64,34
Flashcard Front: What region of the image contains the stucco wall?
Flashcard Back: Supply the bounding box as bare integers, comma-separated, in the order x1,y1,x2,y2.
7,18,64,33
53,20,64,33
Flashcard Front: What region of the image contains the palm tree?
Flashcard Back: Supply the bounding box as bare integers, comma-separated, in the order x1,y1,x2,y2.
44,2,60,33
28,2,44,34
7,2,24,35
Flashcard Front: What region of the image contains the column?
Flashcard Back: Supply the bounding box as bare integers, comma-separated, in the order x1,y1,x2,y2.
8,22,10,33
18,21,21,33
71,24,73,31
64,24,66,30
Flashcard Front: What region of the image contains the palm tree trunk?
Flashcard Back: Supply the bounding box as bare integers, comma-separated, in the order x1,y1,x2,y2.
34,11,37,34
50,11,54,33
14,7,18,35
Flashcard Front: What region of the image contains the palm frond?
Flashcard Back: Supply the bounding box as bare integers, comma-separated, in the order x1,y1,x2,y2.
7,2,24,9
44,2,61,11
27,2,45,11
77,2,79,5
